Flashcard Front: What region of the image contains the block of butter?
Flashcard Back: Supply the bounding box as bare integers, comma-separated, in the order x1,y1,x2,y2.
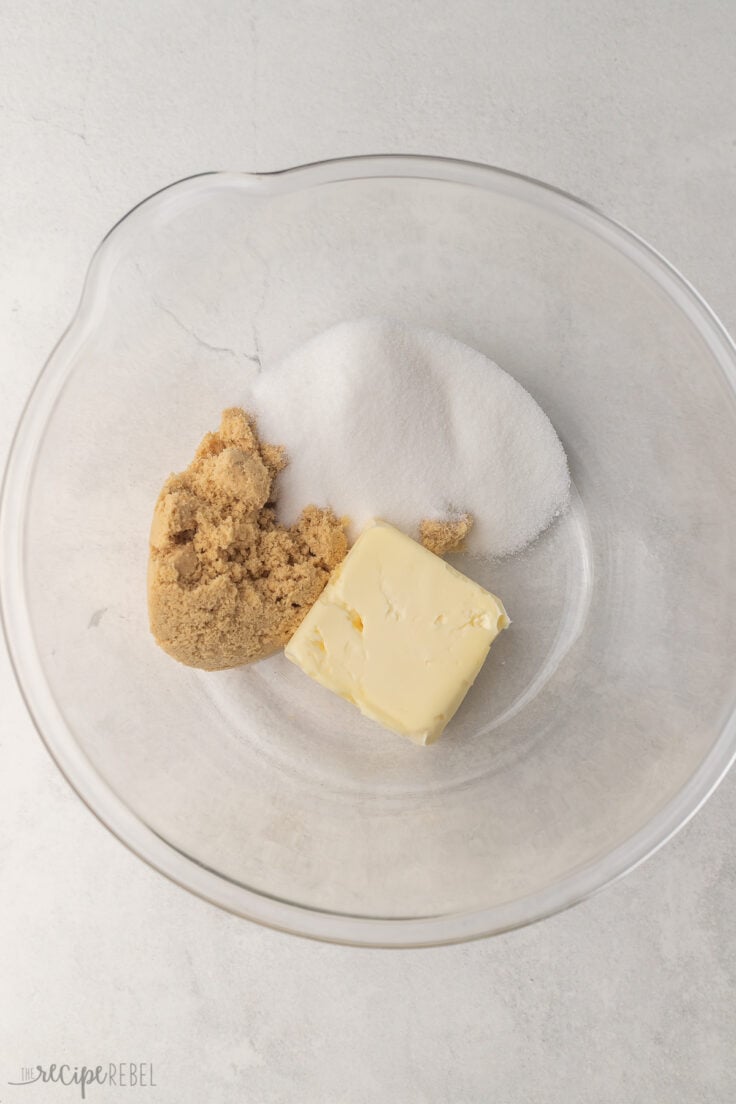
285,521,509,745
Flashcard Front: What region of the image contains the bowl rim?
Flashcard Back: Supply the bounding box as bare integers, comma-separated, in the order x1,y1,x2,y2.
2,153,736,947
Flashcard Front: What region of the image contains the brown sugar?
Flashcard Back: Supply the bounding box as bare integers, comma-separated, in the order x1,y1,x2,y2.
148,408,348,670
419,514,474,556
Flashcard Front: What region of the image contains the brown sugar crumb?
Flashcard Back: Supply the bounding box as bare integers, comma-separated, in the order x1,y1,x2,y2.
148,407,348,670
420,514,474,556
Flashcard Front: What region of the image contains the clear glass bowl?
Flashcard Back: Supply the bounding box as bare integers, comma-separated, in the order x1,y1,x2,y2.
2,156,736,947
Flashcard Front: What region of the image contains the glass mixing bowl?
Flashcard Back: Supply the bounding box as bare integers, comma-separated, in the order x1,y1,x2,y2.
2,156,736,946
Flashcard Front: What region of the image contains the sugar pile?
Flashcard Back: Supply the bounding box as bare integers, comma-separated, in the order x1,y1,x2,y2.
247,319,570,558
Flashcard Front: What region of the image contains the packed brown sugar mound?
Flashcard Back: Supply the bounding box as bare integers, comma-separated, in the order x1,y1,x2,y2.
419,514,474,556
148,407,348,670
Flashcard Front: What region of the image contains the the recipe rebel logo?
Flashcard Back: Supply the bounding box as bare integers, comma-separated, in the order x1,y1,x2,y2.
7,1063,156,1099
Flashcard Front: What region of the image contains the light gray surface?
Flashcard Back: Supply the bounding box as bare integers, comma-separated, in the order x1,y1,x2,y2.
0,1,734,1100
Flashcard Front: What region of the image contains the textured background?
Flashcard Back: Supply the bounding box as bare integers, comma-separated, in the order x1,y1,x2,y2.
1,2,735,1100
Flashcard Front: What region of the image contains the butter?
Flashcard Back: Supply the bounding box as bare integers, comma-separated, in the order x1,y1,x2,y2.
285,521,509,745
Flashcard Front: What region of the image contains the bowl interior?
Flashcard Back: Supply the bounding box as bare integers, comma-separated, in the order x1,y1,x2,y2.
5,161,736,943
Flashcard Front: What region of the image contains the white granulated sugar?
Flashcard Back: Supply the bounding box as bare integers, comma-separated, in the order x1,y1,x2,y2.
248,319,570,557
